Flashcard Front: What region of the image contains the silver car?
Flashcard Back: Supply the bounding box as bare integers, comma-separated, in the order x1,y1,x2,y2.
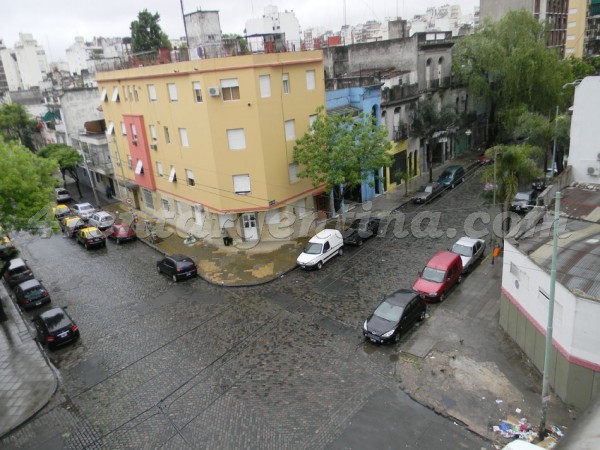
88,211,115,230
71,203,96,221
450,237,486,274
412,182,444,204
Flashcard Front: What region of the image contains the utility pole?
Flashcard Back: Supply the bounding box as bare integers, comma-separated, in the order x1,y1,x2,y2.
551,105,558,179
492,146,498,265
539,191,561,439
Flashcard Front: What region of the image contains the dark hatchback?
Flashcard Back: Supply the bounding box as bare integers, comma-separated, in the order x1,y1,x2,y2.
510,190,538,214
33,307,80,349
4,258,34,288
363,289,426,344
342,218,380,246
14,279,51,310
157,254,197,282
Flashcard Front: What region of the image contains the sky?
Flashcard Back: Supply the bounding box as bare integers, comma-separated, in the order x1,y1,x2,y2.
2,0,479,61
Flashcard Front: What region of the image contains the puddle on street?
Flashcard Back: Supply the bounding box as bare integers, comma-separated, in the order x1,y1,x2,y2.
389,354,399,362
362,342,377,354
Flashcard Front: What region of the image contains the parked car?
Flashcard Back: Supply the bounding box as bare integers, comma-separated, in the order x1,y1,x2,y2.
510,190,538,214
342,218,380,246
412,182,444,204
55,187,71,203
450,237,486,274
157,254,197,282
412,251,463,302
53,204,71,220
296,229,344,270
531,179,546,191
4,258,34,288
71,202,96,221
33,307,80,349
437,165,466,189
88,211,115,230
76,227,107,249
61,216,86,237
363,289,427,344
0,226,13,253
14,278,51,310
107,223,137,244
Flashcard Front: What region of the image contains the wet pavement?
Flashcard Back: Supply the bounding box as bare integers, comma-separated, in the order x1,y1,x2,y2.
0,153,576,448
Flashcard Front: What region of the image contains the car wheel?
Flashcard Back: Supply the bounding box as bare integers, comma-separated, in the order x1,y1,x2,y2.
457,275,463,284
357,239,363,247
156,265,161,274
439,292,446,302
84,242,89,250
418,309,426,322
462,177,465,183
172,274,178,282
116,238,120,245
317,261,323,270
338,248,343,256
451,182,455,189
394,332,401,343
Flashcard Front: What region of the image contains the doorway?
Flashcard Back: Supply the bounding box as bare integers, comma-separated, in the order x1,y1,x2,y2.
242,213,258,241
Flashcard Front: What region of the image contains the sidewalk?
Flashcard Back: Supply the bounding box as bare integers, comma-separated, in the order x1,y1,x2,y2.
0,283,58,439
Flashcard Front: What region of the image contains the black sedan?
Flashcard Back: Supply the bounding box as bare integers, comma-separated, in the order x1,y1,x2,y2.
412,182,444,204
363,289,426,344
342,218,380,246
33,307,80,349
157,254,197,282
14,279,51,310
510,190,538,214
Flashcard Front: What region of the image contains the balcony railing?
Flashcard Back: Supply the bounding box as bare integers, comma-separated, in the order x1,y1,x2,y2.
382,83,420,103
392,124,409,141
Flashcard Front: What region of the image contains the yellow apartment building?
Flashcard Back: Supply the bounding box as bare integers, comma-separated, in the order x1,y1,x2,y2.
566,0,587,57
96,51,327,242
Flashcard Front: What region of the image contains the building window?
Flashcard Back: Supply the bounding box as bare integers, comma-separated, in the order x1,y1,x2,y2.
288,163,298,182
259,75,271,98
227,128,246,150
128,86,134,102
164,126,171,144
185,169,195,186
127,155,133,169
142,189,154,209
121,122,127,136
167,83,178,102
122,86,128,102
233,174,251,194
130,124,138,139
100,88,108,102
106,121,115,135
156,161,163,177
285,119,295,141
149,124,157,141
306,70,316,91
134,159,144,175
112,87,120,102
193,81,203,102
221,78,240,101
168,166,177,183
162,198,170,213
309,114,317,128
194,204,204,225
133,88,139,102
148,84,157,101
179,128,189,147
282,73,290,94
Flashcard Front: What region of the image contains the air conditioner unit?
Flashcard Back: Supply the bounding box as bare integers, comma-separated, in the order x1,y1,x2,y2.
587,167,600,177
208,86,220,97
150,143,157,150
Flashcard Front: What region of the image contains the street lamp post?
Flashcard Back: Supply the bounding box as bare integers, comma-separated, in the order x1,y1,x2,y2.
491,146,498,265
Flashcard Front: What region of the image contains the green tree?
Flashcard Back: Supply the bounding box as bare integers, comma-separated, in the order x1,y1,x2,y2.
411,97,458,182
481,144,542,234
510,110,552,167
565,56,596,80
452,10,572,144
0,137,57,276
0,103,38,151
293,107,392,214
553,114,571,174
37,144,84,198
130,9,171,53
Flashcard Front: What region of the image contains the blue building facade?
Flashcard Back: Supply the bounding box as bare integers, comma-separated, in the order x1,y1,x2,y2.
325,85,384,205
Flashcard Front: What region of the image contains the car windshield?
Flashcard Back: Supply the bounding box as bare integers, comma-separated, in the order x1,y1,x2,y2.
57,189,68,195
24,288,45,299
349,220,368,232
514,193,530,201
424,185,434,193
451,243,472,257
439,170,452,179
118,225,131,233
304,242,323,254
86,229,103,238
101,216,112,222
80,205,93,212
373,300,404,322
421,267,446,283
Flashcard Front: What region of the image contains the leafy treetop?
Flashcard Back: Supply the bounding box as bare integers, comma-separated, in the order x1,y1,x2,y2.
130,9,172,53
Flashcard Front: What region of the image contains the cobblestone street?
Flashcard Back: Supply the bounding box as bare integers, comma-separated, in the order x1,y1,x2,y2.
1,170,498,449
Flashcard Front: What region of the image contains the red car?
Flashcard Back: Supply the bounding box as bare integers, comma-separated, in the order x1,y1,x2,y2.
412,251,463,302
107,223,137,244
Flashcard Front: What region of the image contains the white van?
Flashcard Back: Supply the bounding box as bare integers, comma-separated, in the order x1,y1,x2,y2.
297,229,344,270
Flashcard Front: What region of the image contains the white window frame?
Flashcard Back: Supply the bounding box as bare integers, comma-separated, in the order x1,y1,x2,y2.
168,166,177,183
121,122,127,136
162,198,170,213
112,86,120,102
179,128,189,147
130,124,138,139
309,114,317,128
100,87,108,102
148,84,157,101
233,174,251,194
288,163,298,182
134,159,143,175
221,78,240,101
106,121,114,135
185,169,195,186
285,119,296,141
227,128,246,150
306,70,316,91
127,155,133,169
282,73,290,94
168,83,178,102
164,126,171,144
193,81,203,102
149,124,157,141
259,75,271,98
156,161,163,177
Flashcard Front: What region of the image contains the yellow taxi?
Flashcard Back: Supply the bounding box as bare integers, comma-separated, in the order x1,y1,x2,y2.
76,226,106,249
0,226,13,252
53,204,71,220
61,216,86,237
